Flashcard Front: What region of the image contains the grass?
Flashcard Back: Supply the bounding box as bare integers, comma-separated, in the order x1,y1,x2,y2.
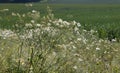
0,3,120,39
0,3,120,73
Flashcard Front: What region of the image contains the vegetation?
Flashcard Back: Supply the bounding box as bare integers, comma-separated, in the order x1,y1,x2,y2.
0,4,120,40
48,0,120,4
0,0,41,3
0,3,120,73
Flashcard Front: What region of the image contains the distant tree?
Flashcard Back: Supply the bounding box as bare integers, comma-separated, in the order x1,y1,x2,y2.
0,0,41,3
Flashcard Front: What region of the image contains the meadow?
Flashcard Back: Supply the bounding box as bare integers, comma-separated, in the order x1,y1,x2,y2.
0,4,120,40
0,3,120,73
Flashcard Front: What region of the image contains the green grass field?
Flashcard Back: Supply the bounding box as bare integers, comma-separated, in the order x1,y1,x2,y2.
0,4,120,40
0,3,120,73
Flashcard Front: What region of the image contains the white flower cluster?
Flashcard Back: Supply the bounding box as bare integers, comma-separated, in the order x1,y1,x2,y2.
0,9,9,12
0,29,16,39
0,9,118,73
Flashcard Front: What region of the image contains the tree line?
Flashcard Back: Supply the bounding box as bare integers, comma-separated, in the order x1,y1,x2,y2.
0,0,41,3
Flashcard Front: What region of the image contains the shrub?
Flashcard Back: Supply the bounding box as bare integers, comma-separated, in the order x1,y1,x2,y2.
0,6,120,73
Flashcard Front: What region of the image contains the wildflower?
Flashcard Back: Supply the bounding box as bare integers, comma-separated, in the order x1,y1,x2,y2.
47,23,51,26
77,23,81,27
0,9,9,12
27,30,33,38
77,38,82,41
67,14,73,18
34,28,40,34
96,47,100,51
73,66,77,69
73,20,77,25
111,39,116,42
44,27,50,32
74,27,79,32
72,45,76,49
78,58,83,62
90,29,95,34
31,20,35,23
20,58,25,66
53,51,56,56
83,29,87,32
1,48,4,50
36,24,41,27
12,12,16,16
32,10,36,13
83,39,87,44
104,51,107,54
86,47,90,50
29,66,33,73
22,14,26,17
60,25,64,28
16,13,21,17
3,9,9,11
63,21,70,26
56,23,60,26
25,23,32,27
99,39,104,43
74,53,79,57
58,18,63,23
0,29,15,39
25,3,33,7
